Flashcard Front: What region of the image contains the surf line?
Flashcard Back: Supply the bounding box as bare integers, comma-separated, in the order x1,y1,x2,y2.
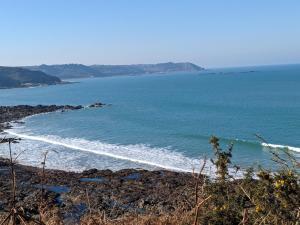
261,142,300,153
5,130,196,173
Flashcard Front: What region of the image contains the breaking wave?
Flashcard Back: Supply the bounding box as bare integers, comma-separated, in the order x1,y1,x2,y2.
5,130,209,173
261,142,300,153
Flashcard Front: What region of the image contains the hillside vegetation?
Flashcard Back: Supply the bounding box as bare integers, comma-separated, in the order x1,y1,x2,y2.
0,67,61,88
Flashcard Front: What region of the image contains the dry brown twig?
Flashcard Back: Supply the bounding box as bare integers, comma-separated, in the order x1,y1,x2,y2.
38,149,57,223
0,137,44,225
84,188,99,225
193,157,208,225
194,157,207,206
193,195,212,225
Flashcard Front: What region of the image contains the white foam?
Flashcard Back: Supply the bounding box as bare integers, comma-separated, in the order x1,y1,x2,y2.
5,130,206,173
261,143,300,153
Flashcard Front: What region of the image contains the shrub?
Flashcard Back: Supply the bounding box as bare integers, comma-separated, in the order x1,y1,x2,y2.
197,136,300,225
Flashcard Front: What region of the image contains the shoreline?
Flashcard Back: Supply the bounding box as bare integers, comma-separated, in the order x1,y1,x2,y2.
0,104,196,223
0,105,298,224
0,80,74,90
0,104,243,177
0,104,83,132
0,104,199,174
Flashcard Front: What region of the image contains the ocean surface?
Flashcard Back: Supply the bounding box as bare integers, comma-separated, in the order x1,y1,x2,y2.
0,64,299,174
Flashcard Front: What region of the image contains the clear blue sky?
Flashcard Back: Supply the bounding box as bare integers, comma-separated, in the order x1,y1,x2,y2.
1,0,300,68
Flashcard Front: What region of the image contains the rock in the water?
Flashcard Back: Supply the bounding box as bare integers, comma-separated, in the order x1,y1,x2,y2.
89,102,105,108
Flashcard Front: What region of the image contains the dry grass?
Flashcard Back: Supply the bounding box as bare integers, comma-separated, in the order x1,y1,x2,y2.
80,210,194,225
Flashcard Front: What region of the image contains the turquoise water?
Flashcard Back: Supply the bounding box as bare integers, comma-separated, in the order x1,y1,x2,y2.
0,64,299,173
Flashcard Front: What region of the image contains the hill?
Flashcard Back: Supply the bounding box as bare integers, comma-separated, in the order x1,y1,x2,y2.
25,62,204,79
25,64,99,79
0,66,62,88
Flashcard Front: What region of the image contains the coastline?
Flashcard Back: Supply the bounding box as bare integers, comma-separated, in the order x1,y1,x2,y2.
0,105,83,132
0,105,299,224
0,104,204,174
0,104,197,223
0,80,73,90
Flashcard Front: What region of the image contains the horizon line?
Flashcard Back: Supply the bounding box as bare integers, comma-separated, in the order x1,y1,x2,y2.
1,62,300,70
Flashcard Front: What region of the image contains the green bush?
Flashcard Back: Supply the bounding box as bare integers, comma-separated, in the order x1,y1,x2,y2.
197,136,300,225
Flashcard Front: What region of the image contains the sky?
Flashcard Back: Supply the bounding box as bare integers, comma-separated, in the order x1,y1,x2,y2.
0,0,300,68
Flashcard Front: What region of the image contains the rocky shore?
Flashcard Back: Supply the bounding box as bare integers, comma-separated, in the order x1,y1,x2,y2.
1,105,297,224
0,104,196,224
0,158,195,224
0,105,83,132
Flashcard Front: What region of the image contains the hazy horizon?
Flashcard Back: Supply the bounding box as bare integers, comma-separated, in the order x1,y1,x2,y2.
1,0,300,68
4,62,300,70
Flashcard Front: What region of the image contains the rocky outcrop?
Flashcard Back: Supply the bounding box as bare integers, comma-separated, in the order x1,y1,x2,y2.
88,102,105,108
0,105,83,132
0,158,196,222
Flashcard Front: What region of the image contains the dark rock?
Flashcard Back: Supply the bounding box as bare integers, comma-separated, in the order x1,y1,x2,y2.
0,104,83,132
0,158,196,221
82,168,99,175
89,102,104,108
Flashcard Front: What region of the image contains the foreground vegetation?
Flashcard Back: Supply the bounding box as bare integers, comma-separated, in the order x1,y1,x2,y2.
0,136,299,225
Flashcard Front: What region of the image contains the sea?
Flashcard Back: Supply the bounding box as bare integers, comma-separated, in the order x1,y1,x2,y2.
0,64,299,175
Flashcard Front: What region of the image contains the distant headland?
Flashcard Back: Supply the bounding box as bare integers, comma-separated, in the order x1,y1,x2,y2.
24,62,204,79
0,66,62,89
0,62,204,89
